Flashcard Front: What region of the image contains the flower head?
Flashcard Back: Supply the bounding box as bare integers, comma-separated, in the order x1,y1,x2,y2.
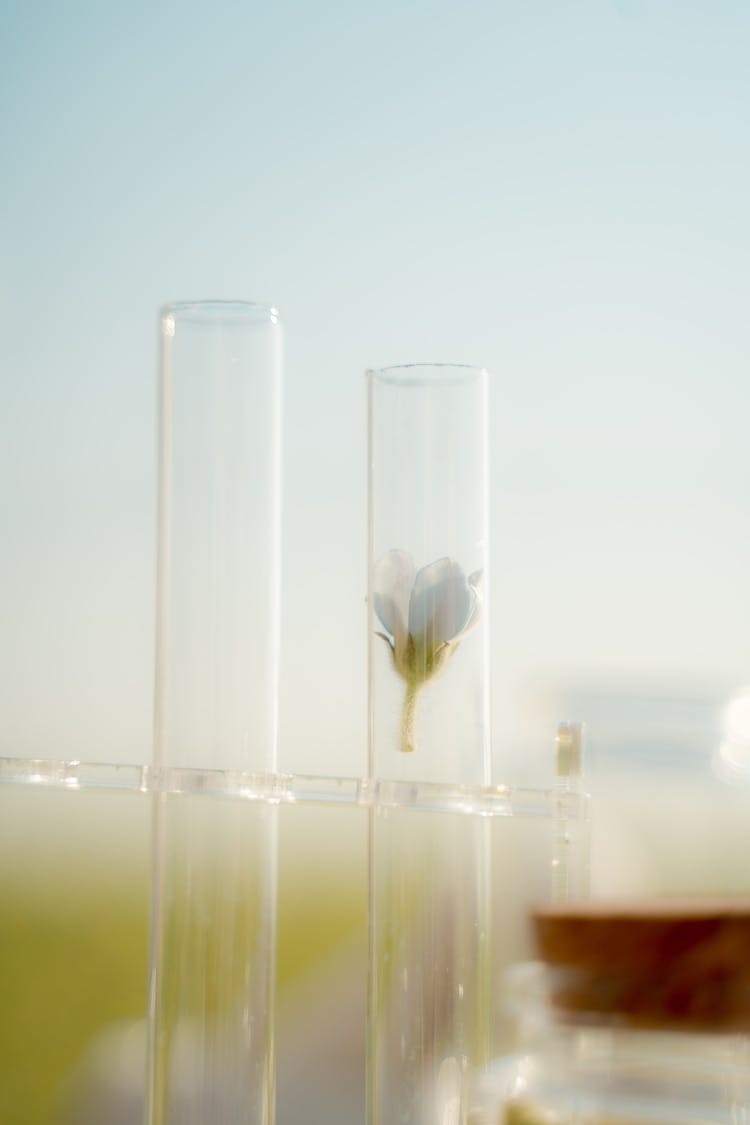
373,550,481,752
373,550,482,745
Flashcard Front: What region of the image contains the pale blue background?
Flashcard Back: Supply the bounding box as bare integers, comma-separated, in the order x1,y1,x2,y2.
2,0,749,784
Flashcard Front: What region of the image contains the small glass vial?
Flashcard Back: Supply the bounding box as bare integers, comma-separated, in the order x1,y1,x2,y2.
475,900,750,1125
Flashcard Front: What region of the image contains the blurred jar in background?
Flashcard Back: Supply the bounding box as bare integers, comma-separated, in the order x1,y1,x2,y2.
473,899,750,1125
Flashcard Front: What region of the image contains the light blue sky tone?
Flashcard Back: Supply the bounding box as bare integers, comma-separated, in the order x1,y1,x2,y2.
1,0,749,781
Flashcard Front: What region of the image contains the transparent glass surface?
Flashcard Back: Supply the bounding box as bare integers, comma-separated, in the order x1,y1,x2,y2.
369,803,492,1125
368,780,588,1125
147,795,277,1125
474,1023,750,1125
148,299,283,1125
156,300,282,774
367,364,490,787
1,757,588,1125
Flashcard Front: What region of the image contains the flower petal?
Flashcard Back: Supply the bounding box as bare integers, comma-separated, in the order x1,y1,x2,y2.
372,549,415,643
468,569,483,590
459,584,482,636
408,557,474,648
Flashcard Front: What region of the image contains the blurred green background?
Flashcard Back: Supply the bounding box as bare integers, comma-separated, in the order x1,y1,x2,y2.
3,764,749,1123
0,787,368,1125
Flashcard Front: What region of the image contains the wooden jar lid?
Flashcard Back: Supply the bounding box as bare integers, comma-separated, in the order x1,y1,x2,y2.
532,899,750,1031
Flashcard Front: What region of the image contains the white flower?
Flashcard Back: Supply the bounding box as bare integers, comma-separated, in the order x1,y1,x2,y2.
373,550,482,752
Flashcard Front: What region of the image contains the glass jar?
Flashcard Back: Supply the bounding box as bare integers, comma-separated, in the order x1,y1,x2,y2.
474,900,750,1125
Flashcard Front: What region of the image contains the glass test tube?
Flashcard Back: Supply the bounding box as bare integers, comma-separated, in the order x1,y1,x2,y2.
366,363,492,1125
147,301,282,1125
367,364,490,787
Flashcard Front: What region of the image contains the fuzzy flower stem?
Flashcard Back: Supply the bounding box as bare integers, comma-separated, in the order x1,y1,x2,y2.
400,679,421,754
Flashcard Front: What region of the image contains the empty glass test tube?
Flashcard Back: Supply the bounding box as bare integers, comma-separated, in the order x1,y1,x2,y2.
147,301,282,1125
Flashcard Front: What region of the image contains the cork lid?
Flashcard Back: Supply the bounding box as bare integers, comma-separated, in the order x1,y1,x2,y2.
532,899,750,1031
